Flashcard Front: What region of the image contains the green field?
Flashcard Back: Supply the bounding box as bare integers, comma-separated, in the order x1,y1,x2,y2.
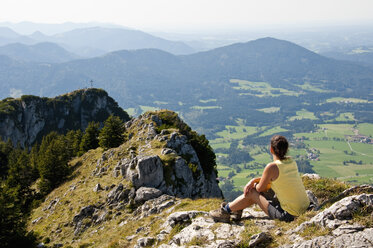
230,79,301,97
124,108,137,116
257,107,280,113
199,99,217,103
216,120,373,191
326,97,370,103
216,125,258,140
140,105,160,112
289,109,318,121
334,112,355,122
259,126,288,137
295,82,330,93
153,101,168,105
357,123,373,137
191,105,222,110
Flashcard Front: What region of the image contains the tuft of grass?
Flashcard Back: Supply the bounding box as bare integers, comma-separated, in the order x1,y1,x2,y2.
166,222,190,243
302,177,349,203
299,223,332,240
188,235,209,246
236,219,262,247
352,205,373,228
271,210,318,246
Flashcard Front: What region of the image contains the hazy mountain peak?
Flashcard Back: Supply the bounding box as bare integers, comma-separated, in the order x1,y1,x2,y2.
0,41,79,63
0,26,20,38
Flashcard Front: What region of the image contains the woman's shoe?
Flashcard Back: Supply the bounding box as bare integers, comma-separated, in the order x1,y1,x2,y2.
209,203,230,223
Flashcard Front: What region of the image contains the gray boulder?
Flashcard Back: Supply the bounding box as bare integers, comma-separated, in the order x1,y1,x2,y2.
294,194,373,232
249,232,272,247
93,183,103,192
124,156,164,189
106,183,130,205
134,187,163,204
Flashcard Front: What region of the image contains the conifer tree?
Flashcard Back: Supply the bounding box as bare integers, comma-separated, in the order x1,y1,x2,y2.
6,149,34,198
98,115,125,149
0,139,14,179
80,122,100,153
37,132,70,194
66,130,83,157
0,186,37,248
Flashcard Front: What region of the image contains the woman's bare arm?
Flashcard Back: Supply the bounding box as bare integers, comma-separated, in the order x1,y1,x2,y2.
255,162,279,192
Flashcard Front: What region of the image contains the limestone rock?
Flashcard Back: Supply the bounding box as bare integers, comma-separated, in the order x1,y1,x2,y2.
93,183,103,192
284,228,373,248
306,190,319,209
294,194,373,232
123,155,164,189
134,187,163,204
136,237,155,247
43,198,60,211
249,232,272,247
106,183,130,205
134,194,177,219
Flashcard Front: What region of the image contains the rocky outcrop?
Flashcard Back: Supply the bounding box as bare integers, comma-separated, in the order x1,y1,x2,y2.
283,193,373,248
0,88,130,146
112,111,223,199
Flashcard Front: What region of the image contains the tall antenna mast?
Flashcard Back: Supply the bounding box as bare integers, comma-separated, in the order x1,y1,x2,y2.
90,80,93,88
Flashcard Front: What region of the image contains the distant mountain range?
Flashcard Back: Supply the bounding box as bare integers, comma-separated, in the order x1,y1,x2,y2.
322,50,373,68
0,42,79,63
0,26,195,57
0,37,372,106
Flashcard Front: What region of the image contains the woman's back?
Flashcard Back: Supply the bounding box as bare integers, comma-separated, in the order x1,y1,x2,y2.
271,158,310,216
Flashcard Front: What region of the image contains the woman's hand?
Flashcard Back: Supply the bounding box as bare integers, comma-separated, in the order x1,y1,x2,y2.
244,178,260,197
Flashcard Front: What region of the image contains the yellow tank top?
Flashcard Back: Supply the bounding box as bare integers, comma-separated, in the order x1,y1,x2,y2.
271,158,310,216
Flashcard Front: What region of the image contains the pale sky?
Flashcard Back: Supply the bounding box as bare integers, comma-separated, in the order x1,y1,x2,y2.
1,0,373,32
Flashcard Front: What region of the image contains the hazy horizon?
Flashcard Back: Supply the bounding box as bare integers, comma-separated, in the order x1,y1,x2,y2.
1,0,373,34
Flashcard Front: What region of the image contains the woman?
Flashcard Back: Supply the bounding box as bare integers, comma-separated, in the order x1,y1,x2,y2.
210,135,310,222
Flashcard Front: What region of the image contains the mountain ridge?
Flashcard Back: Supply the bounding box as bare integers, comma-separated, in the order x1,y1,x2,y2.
0,88,130,146
0,42,80,63
2,37,372,104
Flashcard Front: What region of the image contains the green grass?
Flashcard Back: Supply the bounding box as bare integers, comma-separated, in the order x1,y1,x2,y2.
230,79,301,97
259,126,288,137
289,109,318,121
326,97,370,103
334,112,355,122
295,82,330,93
257,107,280,113
349,142,373,156
140,105,160,112
290,124,373,184
351,48,372,54
190,105,222,110
210,139,231,150
318,124,355,139
216,125,258,140
199,99,217,103
357,123,373,137
124,108,137,116
153,101,168,105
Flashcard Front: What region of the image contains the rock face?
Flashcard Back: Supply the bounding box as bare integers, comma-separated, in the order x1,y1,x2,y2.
115,111,223,199
0,88,130,146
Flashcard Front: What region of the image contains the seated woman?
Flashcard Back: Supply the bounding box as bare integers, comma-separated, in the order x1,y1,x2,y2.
210,135,310,222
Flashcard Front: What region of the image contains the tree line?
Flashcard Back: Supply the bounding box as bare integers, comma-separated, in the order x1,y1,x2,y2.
0,115,125,247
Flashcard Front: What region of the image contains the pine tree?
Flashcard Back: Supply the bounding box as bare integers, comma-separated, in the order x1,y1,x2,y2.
0,186,36,247
37,132,70,194
0,138,14,179
65,130,83,157
98,115,125,149
80,122,100,154
6,150,34,196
